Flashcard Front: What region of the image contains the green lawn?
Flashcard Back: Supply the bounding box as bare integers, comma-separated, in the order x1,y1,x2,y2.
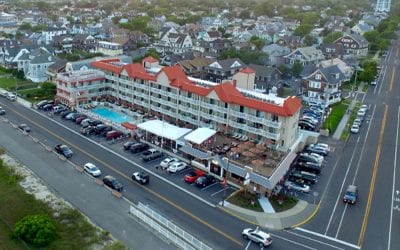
227,190,263,212
322,101,349,134
269,195,298,213
0,77,35,91
0,151,124,249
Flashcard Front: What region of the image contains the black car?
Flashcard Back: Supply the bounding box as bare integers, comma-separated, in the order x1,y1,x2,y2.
54,144,73,158
130,143,149,153
123,140,138,150
103,175,123,192
0,108,5,115
99,126,113,136
80,126,96,135
61,110,74,118
195,175,216,187
88,120,103,127
37,100,53,109
289,170,317,185
18,123,31,133
295,162,321,175
42,103,54,111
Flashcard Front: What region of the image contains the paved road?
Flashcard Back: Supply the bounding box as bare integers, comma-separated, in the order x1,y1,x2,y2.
294,37,400,250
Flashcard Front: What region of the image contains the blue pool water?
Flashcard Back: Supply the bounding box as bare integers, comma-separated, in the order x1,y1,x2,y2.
91,107,133,123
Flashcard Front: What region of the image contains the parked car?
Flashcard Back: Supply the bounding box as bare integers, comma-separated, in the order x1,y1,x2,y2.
141,149,163,162
343,185,358,204
54,144,73,158
357,109,366,117
102,175,123,192
353,118,362,127
96,125,113,136
289,170,318,185
167,162,187,173
80,118,92,127
299,122,315,131
88,120,103,127
64,112,77,120
53,105,67,114
83,163,101,177
60,110,73,118
298,153,323,165
106,130,123,140
351,124,360,134
184,169,204,183
160,157,179,169
1,91,9,97
284,180,310,193
18,123,31,133
37,100,50,109
129,143,149,153
195,174,216,187
81,126,96,135
295,162,321,174
41,103,54,111
131,172,149,185
309,143,330,152
242,228,272,247
123,140,137,150
76,116,88,124
72,114,87,122
0,108,5,115
306,146,328,156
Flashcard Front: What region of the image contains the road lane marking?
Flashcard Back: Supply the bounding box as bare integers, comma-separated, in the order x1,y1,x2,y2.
335,105,377,238
389,67,395,92
271,233,317,250
3,104,243,246
295,228,360,249
285,227,344,250
358,105,388,246
388,106,399,250
378,66,387,95
325,136,361,235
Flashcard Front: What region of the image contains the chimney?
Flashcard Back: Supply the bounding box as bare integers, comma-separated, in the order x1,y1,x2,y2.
232,79,237,87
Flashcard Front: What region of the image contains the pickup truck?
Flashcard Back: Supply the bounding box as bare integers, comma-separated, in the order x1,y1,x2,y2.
141,149,163,162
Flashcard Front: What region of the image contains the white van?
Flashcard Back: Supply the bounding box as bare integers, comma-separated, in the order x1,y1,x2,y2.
7,94,16,101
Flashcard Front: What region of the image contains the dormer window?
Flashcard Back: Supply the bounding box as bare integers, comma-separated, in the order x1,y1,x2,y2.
315,74,321,80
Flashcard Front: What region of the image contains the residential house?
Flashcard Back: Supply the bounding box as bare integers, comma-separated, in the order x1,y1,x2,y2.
319,43,345,59
73,34,97,53
275,35,302,49
17,47,56,82
156,27,192,54
319,58,354,81
46,58,68,83
204,58,246,82
248,63,282,91
97,41,123,56
351,21,373,36
177,57,215,79
284,46,325,66
262,44,290,66
52,35,74,54
42,27,68,44
0,12,17,34
301,64,345,106
201,30,221,42
323,16,348,33
334,33,368,57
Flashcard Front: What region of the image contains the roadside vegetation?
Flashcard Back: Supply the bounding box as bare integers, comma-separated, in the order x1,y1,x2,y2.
322,100,349,134
341,102,362,141
0,150,125,249
227,190,263,212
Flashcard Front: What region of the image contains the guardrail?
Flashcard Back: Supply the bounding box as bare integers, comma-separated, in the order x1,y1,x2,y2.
129,203,212,250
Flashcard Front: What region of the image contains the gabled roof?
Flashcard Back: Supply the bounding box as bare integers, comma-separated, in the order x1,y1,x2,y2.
92,59,301,116
248,64,281,77
143,56,159,63
239,67,256,74
207,58,245,71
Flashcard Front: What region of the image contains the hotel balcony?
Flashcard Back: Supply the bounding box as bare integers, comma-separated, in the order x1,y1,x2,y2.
231,110,281,129
150,87,162,94
179,95,199,105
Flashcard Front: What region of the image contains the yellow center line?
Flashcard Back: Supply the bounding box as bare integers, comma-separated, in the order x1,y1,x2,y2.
5,105,242,246
389,67,396,92
358,105,388,246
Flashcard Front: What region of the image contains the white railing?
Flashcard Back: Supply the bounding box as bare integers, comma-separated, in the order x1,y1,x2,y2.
129,203,211,250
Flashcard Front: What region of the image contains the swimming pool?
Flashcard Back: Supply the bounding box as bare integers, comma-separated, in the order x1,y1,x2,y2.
91,107,133,123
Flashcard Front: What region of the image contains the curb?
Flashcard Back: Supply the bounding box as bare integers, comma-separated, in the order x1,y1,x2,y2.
290,202,321,228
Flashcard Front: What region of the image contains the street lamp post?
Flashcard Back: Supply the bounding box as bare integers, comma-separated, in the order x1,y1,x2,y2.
221,157,230,207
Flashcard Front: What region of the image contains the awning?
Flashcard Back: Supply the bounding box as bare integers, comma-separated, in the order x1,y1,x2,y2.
121,122,137,130
137,120,192,141
179,145,211,160
184,127,216,145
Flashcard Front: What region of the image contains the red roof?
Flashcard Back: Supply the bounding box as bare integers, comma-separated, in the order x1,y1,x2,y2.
121,122,137,130
240,67,256,74
91,59,301,116
143,56,159,63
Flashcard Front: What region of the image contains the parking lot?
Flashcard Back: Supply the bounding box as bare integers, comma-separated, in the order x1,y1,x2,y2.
35,107,238,206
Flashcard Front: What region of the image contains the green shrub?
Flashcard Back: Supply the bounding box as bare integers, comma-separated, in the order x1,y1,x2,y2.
13,214,56,247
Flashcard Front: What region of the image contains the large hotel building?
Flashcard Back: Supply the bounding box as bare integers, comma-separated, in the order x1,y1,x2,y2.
55,57,303,192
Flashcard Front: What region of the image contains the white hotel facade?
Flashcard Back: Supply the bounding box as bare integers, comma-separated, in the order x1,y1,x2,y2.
56,57,303,191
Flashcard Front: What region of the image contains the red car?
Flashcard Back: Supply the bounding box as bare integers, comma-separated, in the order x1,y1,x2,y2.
106,130,123,140
184,169,204,183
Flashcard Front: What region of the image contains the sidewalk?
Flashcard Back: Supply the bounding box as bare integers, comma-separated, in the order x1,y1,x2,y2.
220,200,317,230
332,82,365,140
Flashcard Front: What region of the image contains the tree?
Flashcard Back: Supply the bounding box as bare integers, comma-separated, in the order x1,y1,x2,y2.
249,36,265,50
13,214,56,247
291,61,304,77
294,24,313,37
18,22,32,31
303,35,315,46
323,31,343,44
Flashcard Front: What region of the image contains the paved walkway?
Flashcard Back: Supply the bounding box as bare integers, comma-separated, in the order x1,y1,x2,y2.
221,200,317,230
332,82,366,140
258,196,275,213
